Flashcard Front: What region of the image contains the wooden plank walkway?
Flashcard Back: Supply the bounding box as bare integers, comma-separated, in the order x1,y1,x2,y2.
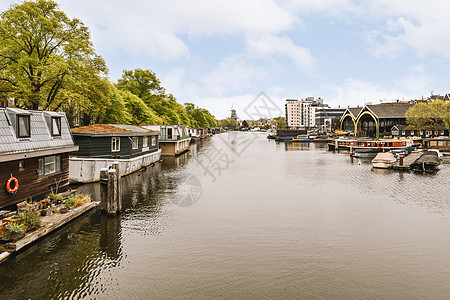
0,201,99,254
393,152,422,170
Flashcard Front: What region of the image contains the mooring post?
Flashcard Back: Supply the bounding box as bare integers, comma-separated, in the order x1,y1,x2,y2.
399,154,404,166
100,165,121,215
112,162,122,213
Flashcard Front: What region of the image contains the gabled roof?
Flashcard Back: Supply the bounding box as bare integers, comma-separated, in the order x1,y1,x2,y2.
0,108,75,156
348,107,363,118
364,102,413,119
72,124,159,135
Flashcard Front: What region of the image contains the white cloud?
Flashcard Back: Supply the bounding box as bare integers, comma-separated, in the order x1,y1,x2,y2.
394,64,431,94
246,35,316,71
323,76,426,109
161,57,267,100
57,0,297,60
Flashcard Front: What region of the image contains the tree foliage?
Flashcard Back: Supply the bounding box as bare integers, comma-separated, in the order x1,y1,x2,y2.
116,69,217,127
0,2,217,128
406,100,450,130
0,0,109,123
184,102,218,128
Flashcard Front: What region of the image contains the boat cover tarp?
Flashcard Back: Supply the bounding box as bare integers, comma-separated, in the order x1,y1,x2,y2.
372,152,396,163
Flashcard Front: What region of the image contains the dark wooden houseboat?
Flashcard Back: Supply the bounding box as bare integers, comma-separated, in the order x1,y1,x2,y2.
69,124,161,183
0,108,78,209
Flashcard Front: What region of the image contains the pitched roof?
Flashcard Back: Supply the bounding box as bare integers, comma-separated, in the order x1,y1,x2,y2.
365,102,413,118
72,124,158,135
348,107,363,117
0,108,75,156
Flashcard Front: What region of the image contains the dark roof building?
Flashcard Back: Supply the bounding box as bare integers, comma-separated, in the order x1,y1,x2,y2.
70,124,161,183
340,102,414,138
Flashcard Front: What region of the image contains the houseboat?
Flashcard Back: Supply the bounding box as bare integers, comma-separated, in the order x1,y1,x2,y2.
69,124,161,183
423,138,450,154
328,138,414,156
143,124,191,156
327,138,358,151
189,128,201,141
0,108,78,209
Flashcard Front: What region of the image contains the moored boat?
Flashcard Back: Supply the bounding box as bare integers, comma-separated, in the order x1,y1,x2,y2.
371,152,396,169
410,151,440,172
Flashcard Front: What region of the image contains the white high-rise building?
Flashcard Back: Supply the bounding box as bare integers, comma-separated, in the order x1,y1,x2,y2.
285,97,325,129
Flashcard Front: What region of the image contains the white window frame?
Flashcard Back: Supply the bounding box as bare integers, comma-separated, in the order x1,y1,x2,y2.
38,155,61,176
151,136,156,146
112,137,120,152
143,136,148,148
51,117,61,136
132,137,139,149
17,115,31,138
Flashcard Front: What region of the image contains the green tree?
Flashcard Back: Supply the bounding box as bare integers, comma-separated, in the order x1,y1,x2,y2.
273,116,286,128
121,91,163,125
0,0,109,118
101,87,132,124
406,100,449,131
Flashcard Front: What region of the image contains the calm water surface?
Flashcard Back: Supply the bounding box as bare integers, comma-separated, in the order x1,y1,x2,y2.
1,132,450,299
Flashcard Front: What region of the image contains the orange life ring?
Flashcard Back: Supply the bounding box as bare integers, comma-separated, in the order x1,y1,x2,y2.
6,177,19,194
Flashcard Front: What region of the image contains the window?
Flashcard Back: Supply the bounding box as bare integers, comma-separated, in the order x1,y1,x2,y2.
438,140,446,146
143,136,148,148
38,155,61,176
167,128,173,139
17,115,30,138
152,136,156,146
51,117,61,136
112,137,120,152
132,137,138,149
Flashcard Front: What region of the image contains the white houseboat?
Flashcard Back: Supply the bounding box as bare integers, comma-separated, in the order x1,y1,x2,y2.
143,124,191,156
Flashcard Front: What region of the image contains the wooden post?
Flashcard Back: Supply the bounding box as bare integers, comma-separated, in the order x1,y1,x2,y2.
399,154,404,166
100,166,121,215
112,162,122,213
100,168,108,212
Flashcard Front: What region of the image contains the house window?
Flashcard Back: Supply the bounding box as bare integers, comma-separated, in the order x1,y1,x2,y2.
167,128,173,139
143,136,148,148
132,137,138,149
51,117,61,136
112,137,120,152
17,115,31,138
152,136,156,146
401,130,406,136
38,155,61,176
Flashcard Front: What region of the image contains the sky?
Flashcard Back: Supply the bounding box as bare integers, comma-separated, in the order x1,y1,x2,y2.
1,0,450,119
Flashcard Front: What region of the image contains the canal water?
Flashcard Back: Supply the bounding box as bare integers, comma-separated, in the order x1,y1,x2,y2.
1,132,450,299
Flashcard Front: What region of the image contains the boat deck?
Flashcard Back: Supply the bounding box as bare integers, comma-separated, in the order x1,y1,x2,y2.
393,152,422,170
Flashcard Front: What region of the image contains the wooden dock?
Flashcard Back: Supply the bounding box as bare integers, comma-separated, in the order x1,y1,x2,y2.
393,152,422,170
0,201,99,256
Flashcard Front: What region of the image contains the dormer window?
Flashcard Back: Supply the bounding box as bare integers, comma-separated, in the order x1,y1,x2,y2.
52,117,61,136
17,115,30,138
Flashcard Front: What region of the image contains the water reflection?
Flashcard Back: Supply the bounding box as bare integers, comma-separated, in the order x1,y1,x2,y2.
0,209,123,299
1,133,450,299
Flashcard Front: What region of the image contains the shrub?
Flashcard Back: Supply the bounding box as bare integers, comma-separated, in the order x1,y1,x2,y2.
72,194,91,208
5,222,24,238
19,210,41,230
